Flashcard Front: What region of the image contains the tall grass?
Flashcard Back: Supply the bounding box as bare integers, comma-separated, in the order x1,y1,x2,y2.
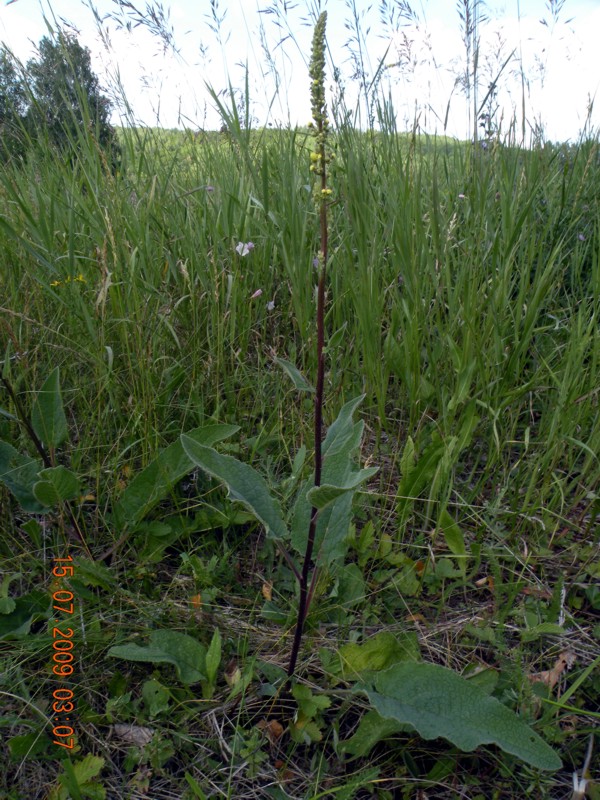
1,13,599,799
1,86,598,551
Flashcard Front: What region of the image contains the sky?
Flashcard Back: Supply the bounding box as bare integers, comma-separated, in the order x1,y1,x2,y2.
1,0,599,143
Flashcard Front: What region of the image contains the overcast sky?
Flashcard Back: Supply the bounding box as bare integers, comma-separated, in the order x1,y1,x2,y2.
1,0,599,143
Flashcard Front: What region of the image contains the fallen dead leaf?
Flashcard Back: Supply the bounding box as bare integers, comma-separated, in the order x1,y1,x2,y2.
257,718,284,744
112,724,154,747
224,658,241,688
529,650,576,690
262,581,273,601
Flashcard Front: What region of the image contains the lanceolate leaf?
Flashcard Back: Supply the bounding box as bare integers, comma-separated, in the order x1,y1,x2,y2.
307,467,379,510
181,436,288,540
322,394,366,456
114,424,239,527
275,357,315,393
362,662,561,771
30,367,68,449
291,394,371,563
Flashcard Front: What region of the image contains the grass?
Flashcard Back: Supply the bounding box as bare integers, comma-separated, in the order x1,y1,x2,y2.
0,71,599,799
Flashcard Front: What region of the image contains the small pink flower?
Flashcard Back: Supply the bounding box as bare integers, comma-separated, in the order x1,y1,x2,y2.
250,289,263,299
458,193,466,199
236,241,255,256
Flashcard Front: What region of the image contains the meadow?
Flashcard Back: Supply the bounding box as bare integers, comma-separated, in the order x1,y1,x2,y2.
0,20,599,797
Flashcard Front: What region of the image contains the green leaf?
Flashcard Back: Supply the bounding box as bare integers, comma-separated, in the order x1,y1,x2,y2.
274,357,314,392
181,437,288,540
0,596,16,614
8,731,52,759
0,590,51,640
142,679,170,718
520,622,566,642
326,321,348,351
70,755,105,786
292,683,331,717
336,632,420,681
33,465,81,506
341,709,413,757
205,628,222,694
0,440,46,512
322,395,365,457
307,466,379,509
396,434,446,528
108,630,207,684
50,755,106,800
30,367,68,449
71,559,115,591
399,436,415,479
114,424,239,527
0,572,21,614
291,395,371,564
362,662,561,770
0,405,18,421
438,509,467,577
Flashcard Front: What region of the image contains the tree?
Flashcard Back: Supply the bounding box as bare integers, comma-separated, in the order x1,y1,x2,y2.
0,31,119,166
0,49,28,160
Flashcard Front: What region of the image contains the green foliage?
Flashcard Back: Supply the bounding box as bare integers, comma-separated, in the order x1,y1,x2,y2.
30,367,68,450
181,435,289,540
108,630,208,685
0,589,50,640
1,6,598,796
48,755,106,800
0,49,28,160
33,465,81,506
0,440,46,512
114,423,239,528
360,661,561,771
0,30,118,164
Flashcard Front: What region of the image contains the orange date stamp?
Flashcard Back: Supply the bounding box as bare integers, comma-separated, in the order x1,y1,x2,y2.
50,554,77,750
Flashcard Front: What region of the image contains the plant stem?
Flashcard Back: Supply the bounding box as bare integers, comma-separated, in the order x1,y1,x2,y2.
287,18,329,674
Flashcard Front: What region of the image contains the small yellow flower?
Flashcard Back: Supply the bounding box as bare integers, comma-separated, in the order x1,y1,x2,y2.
321,188,333,197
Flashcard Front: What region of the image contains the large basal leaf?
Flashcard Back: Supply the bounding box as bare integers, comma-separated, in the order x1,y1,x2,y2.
0,440,47,513
33,465,81,507
114,424,239,527
30,367,68,449
362,662,561,771
181,436,288,540
108,630,207,684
